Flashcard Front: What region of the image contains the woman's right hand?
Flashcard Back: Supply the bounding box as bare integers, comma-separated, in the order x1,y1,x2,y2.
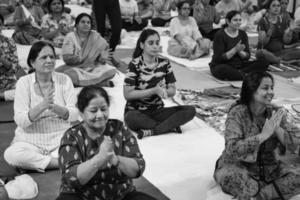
260,109,284,141
234,41,245,53
43,87,55,109
154,84,167,98
98,136,114,161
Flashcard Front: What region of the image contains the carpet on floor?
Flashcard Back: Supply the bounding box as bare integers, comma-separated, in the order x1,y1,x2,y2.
174,87,240,133
0,122,169,200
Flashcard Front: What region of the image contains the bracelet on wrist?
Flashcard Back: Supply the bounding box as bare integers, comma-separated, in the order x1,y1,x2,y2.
114,156,120,168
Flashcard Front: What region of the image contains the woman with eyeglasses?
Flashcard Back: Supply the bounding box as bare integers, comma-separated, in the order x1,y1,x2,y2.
168,1,210,59
4,41,78,172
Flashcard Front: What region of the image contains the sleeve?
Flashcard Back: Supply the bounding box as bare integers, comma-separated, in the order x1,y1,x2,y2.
62,34,81,65
14,76,33,128
169,17,180,38
279,110,300,154
257,17,268,32
59,130,84,190
241,31,250,60
6,38,19,73
121,125,145,177
164,59,176,84
224,107,261,163
133,1,139,14
63,75,78,122
41,15,50,29
191,17,202,40
124,61,139,87
212,30,227,63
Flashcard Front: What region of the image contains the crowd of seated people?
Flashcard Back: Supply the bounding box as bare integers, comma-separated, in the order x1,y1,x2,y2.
1,0,300,199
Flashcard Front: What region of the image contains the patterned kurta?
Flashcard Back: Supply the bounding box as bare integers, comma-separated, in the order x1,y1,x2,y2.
214,104,300,199
0,34,19,93
59,119,145,200
124,56,176,113
41,13,73,48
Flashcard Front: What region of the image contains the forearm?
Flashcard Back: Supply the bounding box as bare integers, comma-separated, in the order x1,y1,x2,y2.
28,102,48,122
50,104,69,120
118,156,140,178
63,54,81,65
124,88,156,100
224,47,237,59
42,28,59,40
283,28,293,44
166,85,176,97
77,155,108,185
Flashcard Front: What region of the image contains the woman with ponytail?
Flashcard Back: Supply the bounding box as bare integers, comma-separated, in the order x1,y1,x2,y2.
123,29,196,139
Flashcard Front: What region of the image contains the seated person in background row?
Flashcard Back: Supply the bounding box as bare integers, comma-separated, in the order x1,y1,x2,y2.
280,0,292,20
124,29,196,139
193,0,221,41
4,41,78,172
168,1,210,59
210,10,269,81
57,13,116,87
12,0,44,45
137,0,154,21
151,0,175,27
215,0,240,18
0,0,16,25
257,0,300,64
214,71,300,200
0,14,24,102
56,85,158,200
120,0,148,32
41,0,73,48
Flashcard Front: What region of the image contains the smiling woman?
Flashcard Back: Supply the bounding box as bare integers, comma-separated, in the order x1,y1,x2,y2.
214,71,300,199
4,41,78,172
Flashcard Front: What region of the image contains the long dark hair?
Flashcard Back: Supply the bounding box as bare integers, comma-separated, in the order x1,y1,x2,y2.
223,10,241,28
233,71,274,119
75,12,93,27
27,41,56,73
132,29,160,59
265,0,280,10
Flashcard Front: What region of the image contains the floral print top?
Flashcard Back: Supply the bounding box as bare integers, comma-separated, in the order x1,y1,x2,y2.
41,13,73,47
216,104,300,182
59,119,145,200
124,56,176,113
0,34,19,92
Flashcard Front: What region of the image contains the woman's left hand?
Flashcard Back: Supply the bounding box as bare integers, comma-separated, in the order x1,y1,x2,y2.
98,48,113,65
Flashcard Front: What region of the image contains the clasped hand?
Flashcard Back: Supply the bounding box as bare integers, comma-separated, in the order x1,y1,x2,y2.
42,87,55,110
261,109,285,141
98,48,114,65
98,136,118,166
154,83,168,99
234,41,245,53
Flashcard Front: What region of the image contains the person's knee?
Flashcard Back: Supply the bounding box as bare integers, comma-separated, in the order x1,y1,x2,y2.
4,145,25,166
124,111,140,130
183,106,196,120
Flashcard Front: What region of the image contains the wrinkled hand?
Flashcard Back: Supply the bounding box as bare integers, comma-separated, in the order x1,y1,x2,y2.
99,136,114,159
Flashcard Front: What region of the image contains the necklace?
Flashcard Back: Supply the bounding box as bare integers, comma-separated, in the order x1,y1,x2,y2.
35,74,54,97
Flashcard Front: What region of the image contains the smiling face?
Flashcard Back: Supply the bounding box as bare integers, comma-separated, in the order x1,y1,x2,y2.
31,46,56,74
141,33,160,57
252,77,274,106
227,13,242,30
81,95,109,132
76,16,91,34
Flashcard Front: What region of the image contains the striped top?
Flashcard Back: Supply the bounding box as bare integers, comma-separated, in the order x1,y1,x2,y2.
13,72,79,151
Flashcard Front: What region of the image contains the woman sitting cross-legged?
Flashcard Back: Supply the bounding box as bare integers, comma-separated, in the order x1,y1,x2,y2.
124,29,196,139
151,0,175,27
4,41,78,172
168,0,210,60
120,0,148,32
56,13,116,87
12,0,44,45
56,85,158,200
214,71,300,199
0,14,24,101
257,0,300,64
210,10,269,81
41,0,73,48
